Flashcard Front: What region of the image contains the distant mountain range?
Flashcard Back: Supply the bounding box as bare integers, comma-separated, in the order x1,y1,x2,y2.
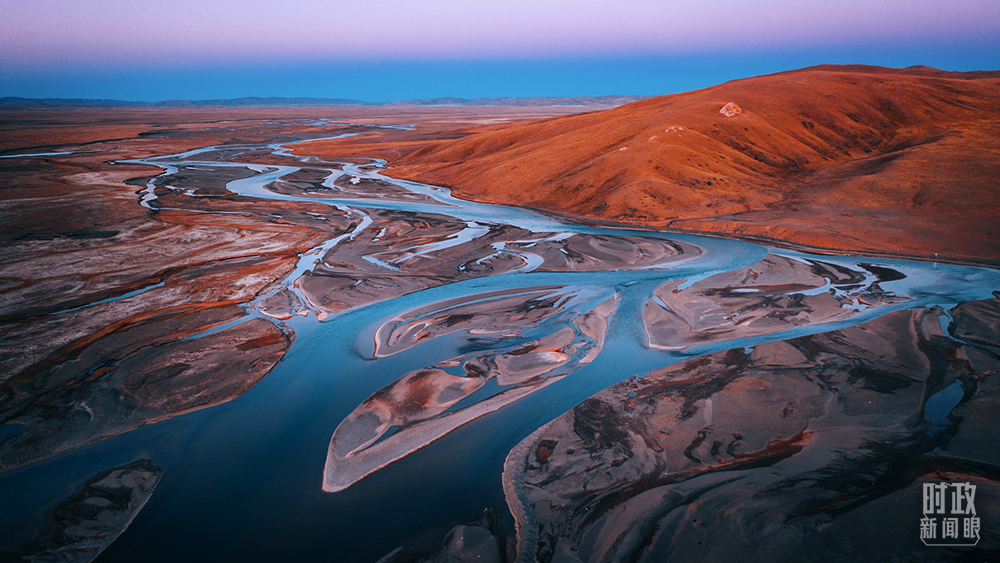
0,95,648,108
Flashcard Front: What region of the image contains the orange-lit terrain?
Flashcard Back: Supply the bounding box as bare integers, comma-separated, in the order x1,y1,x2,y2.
299,65,1000,265
1,72,999,563
0,105,582,470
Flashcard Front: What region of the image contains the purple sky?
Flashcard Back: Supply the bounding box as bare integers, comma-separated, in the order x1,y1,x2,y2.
2,0,997,101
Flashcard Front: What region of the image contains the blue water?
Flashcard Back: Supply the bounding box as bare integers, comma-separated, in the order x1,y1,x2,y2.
47,282,166,316
924,380,965,435
0,151,76,159
0,424,25,442
2,137,998,562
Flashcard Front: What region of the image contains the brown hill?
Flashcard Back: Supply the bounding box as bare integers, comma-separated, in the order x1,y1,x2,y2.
302,65,1000,265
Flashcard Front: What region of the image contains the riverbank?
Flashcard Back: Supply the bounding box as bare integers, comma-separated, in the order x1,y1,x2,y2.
294,65,1000,268
2,103,999,563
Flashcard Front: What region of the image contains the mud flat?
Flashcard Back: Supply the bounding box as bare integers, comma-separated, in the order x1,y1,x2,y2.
0,105,685,473
0,163,350,469
296,209,694,317
643,254,905,349
0,315,289,470
265,167,439,203
2,103,999,563
504,298,1000,562
1,459,162,563
0,112,366,470
376,508,509,563
324,290,617,492
295,66,1000,266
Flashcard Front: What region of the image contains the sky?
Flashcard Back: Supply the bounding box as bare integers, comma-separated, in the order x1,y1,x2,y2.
2,0,998,101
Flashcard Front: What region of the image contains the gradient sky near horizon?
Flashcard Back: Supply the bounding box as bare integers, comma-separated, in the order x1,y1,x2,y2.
2,0,998,101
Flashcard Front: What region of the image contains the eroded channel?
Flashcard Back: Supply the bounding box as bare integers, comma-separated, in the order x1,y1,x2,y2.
2,133,998,562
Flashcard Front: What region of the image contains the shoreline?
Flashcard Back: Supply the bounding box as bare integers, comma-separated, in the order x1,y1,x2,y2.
3,106,999,563
350,166,1000,271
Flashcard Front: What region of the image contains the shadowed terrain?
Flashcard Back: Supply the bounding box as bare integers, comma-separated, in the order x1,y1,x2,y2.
504,298,1000,562
0,106,584,472
1,460,162,563
1,87,997,563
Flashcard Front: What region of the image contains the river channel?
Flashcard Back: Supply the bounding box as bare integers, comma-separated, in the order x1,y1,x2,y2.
2,133,998,562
